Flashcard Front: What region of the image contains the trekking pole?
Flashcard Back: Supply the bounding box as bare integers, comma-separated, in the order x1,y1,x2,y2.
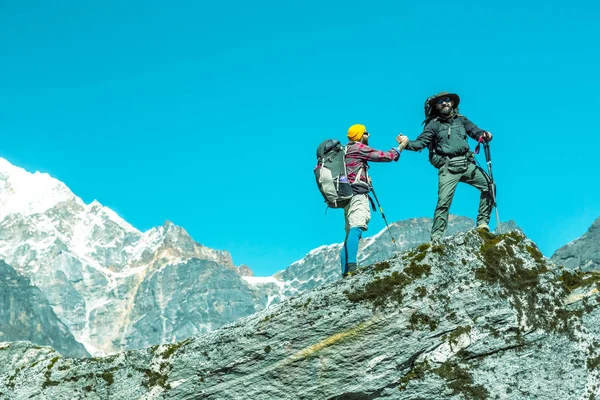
483,142,501,228
370,186,400,252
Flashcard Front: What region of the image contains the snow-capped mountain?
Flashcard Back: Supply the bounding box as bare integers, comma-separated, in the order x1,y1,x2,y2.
0,158,253,355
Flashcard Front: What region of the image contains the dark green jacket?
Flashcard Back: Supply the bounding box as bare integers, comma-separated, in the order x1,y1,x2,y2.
406,114,485,159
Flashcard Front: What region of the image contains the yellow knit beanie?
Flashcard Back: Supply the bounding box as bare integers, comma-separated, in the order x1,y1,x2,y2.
347,124,367,141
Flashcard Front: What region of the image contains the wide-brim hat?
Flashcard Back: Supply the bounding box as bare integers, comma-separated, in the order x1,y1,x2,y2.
428,92,460,108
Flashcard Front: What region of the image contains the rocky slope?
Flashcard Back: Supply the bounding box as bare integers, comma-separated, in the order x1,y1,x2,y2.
0,261,89,358
272,216,475,299
272,216,520,299
552,216,600,272
1,229,599,399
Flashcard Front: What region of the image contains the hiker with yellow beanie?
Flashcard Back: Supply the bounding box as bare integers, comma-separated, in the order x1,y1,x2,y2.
340,124,409,277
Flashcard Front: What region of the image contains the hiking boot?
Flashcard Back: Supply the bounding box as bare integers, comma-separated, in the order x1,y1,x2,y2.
343,262,358,278
477,224,490,231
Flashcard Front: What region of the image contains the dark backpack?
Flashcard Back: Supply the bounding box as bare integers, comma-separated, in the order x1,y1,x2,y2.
314,139,353,208
421,95,441,168
423,94,437,126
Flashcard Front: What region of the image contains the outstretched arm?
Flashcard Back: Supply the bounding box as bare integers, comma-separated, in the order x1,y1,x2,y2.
398,125,435,152
352,142,401,162
461,116,492,141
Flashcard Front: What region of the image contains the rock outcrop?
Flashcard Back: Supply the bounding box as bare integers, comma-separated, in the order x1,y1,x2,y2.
1,229,598,399
0,261,89,358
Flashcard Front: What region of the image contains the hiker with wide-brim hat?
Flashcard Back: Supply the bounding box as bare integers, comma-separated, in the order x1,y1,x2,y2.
428,92,460,108
396,92,494,240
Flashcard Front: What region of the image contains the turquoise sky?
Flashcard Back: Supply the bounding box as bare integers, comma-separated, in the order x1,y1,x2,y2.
1,0,598,276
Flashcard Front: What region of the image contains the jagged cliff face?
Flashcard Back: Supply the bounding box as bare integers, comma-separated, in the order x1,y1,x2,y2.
552,217,600,272
1,230,599,399
120,259,258,351
0,261,89,358
0,159,246,356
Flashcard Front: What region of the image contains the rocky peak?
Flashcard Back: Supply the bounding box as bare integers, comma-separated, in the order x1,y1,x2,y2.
0,158,80,222
1,229,598,399
133,221,235,270
552,216,600,272
237,264,253,277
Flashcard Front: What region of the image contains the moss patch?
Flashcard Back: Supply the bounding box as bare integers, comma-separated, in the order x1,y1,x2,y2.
100,370,115,386
405,243,430,262
346,260,431,309
42,356,61,389
413,252,427,262
559,271,600,293
398,361,430,391
473,230,579,338
373,261,392,272
525,244,546,268
405,261,432,278
161,337,193,359
433,361,489,399
415,286,427,298
587,356,600,372
409,312,439,331
260,314,275,323
443,326,472,348
431,244,445,255
417,243,431,253
142,369,171,390
398,360,489,399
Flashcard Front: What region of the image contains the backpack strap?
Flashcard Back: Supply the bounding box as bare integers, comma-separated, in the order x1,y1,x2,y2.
343,145,349,177
367,193,376,211
353,164,364,184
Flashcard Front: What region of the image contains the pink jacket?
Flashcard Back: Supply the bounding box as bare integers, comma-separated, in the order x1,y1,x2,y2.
345,141,400,194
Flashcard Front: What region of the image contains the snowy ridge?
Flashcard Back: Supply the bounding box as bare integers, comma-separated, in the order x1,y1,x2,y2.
86,200,140,234
242,276,285,289
0,158,81,221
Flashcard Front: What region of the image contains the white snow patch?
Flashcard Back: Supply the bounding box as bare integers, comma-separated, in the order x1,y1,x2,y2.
306,242,340,256
265,294,284,308
129,227,165,261
112,265,148,279
0,158,81,221
243,276,285,289
78,297,113,356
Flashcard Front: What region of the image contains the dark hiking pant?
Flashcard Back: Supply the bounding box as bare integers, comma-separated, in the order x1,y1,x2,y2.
431,162,493,240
